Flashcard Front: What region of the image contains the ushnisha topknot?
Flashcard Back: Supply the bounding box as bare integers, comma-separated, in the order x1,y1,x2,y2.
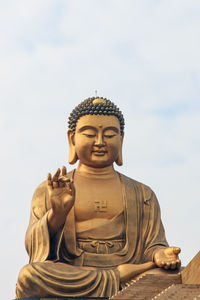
68,97,125,135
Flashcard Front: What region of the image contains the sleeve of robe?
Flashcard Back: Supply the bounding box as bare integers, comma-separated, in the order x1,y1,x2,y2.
25,182,53,263
141,185,169,263
19,182,120,299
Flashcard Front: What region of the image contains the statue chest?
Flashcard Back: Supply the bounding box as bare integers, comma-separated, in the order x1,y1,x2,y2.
74,174,124,222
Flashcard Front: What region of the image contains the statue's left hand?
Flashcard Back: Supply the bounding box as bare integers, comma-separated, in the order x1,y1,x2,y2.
154,247,181,270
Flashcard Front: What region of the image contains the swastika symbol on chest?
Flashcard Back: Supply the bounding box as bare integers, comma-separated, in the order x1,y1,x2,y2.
94,199,107,212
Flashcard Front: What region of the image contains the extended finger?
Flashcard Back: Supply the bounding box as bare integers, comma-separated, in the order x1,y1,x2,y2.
61,166,67,176
52,168,60,182
47,173,52,187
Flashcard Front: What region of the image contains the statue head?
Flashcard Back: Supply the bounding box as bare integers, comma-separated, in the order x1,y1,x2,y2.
67,97,125,168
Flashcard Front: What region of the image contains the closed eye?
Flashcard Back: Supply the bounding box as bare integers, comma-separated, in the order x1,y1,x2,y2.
104,134,116,138
82,133,96,138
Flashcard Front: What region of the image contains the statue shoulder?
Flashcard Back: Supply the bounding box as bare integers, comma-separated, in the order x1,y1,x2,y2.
32,181,47,201
119,172,154,205
34,180,47,192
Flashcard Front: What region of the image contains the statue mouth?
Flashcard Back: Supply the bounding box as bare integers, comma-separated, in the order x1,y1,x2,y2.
92,150,107,156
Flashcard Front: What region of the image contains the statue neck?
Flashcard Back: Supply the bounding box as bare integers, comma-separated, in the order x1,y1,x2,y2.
76,163,116,176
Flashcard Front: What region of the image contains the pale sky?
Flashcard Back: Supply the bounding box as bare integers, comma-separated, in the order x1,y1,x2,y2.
1,1,200,299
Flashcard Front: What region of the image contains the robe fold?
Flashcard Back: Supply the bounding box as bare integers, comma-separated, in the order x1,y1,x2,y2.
16,171,168,298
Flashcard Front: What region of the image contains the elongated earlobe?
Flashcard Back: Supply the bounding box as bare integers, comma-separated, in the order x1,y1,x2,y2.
115,134,124,166
67,130,78,165
115,148,123,166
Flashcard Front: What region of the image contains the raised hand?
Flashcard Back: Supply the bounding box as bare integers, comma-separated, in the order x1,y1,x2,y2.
154,247,181,270
47,166,75,235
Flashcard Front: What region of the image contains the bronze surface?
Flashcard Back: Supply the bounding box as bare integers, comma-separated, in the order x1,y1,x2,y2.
15,98,182,299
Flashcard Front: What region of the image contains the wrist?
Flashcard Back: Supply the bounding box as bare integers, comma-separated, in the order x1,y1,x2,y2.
47,208,66,236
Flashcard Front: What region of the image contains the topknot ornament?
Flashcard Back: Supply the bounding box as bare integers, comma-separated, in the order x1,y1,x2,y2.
92,98,107,105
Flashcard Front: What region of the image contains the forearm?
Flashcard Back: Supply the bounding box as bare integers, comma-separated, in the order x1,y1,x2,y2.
117,262,155,283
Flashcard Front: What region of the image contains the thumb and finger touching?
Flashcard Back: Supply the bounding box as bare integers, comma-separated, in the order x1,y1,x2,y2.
46,166,74,195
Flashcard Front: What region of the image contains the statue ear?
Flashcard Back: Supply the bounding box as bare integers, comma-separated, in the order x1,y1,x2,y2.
67,130,78,165
115,133,124,166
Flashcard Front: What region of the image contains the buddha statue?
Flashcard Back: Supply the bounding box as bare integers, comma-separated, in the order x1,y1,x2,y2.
15,97,181,298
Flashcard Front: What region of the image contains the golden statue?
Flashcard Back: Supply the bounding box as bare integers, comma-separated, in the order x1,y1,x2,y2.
16,97,181,298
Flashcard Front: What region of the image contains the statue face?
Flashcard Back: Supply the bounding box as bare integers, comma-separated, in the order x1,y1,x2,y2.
73,115,123,168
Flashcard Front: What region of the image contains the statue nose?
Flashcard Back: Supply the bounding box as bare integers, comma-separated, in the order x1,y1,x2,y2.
95,134,106,147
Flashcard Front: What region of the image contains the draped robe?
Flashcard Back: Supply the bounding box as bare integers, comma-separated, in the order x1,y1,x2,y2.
16,171,168,298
